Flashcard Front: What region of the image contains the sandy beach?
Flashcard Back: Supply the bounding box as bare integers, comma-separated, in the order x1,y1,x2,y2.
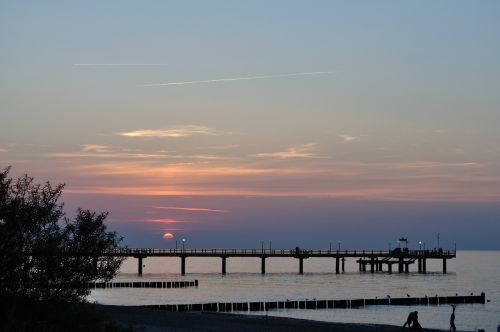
92,304,449,332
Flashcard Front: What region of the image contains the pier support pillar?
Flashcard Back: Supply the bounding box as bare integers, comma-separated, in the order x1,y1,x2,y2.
299,258,304,274
379,262,383,271
181,256,186,275
335,257,340,274
418,259,422,273
138,257,143,276
222,257,227,275
261,257,266,274
388,264,392,273
342,258,345,273
405,263,409,273
422,258,427,274
370,257,375,273
442,258,447,274
398,258,403,273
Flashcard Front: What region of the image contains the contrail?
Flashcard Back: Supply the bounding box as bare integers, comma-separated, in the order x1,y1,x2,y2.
142,71,333,87
73,63,169,66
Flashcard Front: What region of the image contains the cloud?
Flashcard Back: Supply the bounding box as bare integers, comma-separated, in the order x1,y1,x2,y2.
144,218,187,224
154,206,228,213
0,148,8,153
46,150,171,159
338,134,358,143
81,144,112,153
73,63,168,66
392,161,480,169
197,144,240,150
252,143,323,159
117,125,222,138
142,71,333,87
46,145,227,161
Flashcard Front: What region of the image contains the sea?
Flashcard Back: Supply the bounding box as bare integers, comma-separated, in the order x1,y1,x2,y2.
89,250,500,331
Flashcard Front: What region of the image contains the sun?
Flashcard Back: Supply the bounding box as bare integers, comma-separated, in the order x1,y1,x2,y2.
162,232,174,239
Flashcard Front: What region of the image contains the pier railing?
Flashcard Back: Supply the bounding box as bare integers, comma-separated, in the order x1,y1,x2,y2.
100,247,456,258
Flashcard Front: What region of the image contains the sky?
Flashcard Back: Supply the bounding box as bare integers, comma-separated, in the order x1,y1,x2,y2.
1,1,499,249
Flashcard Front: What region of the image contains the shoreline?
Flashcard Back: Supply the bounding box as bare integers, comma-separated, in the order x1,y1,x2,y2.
90,303,450,332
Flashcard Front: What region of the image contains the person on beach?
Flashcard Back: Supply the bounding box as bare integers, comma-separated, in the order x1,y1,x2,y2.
450,304,456,331
403,311,416,328
411,311,422,330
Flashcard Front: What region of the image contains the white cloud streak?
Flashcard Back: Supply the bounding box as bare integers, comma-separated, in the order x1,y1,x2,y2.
142,71,333,87
81,144,112,153
118,125,222,138
197,144,240,150
253,143,323,159
338,134,357,143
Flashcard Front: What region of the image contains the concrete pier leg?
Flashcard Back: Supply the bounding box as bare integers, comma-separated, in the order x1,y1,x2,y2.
222,257,227,275
261,257,266,274
342,258,345,273
418,258,422,273
138,257,143,276
299,258,304,274
422,258,427,274
405,263,409,273
370,257,375,273
442,258,447,274
388,264,392,273
379,263,383,271
398,258,403,273
335,257,340,274
181,256,186,275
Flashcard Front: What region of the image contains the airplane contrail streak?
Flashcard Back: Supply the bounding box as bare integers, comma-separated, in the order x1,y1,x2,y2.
142,71,333,87
73,63,169,66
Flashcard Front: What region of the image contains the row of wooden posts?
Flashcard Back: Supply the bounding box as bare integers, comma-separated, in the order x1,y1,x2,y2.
143,293,485,313
89,280,198,289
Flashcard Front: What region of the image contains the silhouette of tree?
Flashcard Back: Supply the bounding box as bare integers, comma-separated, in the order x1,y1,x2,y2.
0,167,124,302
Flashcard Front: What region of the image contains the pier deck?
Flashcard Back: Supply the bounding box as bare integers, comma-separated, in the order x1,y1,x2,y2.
59,247,455,276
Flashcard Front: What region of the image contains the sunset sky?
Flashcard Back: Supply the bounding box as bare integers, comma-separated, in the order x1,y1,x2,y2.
1,1,499,249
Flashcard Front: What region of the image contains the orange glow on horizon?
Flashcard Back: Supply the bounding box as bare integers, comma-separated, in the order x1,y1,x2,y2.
145,218,185,224
162,232,174,239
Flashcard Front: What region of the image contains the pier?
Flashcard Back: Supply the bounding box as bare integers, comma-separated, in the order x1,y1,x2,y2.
86,247,456,276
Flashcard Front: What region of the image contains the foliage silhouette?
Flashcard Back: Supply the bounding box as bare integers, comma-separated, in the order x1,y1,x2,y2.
0,166,125,303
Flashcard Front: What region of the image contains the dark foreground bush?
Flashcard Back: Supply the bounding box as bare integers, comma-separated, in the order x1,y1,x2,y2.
0,167,127,331
0,295,136,332
0,167,124,302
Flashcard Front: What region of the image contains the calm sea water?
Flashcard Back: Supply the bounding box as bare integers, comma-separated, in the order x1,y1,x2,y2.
89,251,500,331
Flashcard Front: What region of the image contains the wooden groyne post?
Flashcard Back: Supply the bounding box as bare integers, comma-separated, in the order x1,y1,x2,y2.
144,293,485,313
89,279,198,289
